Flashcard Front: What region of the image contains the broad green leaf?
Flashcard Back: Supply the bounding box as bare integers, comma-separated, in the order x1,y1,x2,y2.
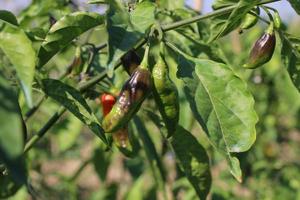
0,75,26,183
167,42,257,180
209,0,259,42
106,1,156,76
0,10,18,26
287,0,300,15
37,12,104,67
0,15,36,107
41,79,107,144
171,126,211,199
280,32,300,91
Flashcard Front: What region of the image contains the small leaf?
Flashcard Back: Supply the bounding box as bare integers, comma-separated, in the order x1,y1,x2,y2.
228,156,242,182
0,17,36,107
287,0,300,15
280,32,300,91
88,0,107,4
0,10,18,26
37,12,104,67
106,0,156,76
171,126,211,199
0,74,26,183
41,79,107,144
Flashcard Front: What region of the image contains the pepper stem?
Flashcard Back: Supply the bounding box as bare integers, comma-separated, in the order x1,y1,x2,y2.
265,22,274,34
140,43,150,69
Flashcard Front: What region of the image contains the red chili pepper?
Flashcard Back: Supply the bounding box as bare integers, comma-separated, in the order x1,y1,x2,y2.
101,94,116,116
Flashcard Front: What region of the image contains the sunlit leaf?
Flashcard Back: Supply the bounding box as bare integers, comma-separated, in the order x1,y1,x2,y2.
37,12,104,67
0,11,36,107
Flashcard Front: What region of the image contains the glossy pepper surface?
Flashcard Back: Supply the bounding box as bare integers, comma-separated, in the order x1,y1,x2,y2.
102,46,151,133
152,47,179,137
243,23,276,69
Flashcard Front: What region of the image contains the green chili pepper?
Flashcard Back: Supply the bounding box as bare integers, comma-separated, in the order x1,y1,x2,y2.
273,11,282,29
152,43,179,138
243,23,276,69
102,45,151,133
240,7,260,31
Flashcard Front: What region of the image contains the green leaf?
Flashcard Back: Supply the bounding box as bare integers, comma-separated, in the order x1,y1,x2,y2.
175,46,258,152
167,42,257,180
106,0,156,76
209,0,259,42
0,75,26,183
0,10,18,26
41,79,107,144
280,32,300,91
132,117,166,194
0,173,22,198
0,15,36,107
93,145,111,181
37,12,104,67
125,174,146,200
171,126,211,199
287,0,300,15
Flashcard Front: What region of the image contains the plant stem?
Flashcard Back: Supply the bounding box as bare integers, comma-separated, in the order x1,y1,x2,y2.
24,107,66,153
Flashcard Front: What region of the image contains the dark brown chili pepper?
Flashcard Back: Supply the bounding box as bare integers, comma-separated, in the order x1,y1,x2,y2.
243,23,276,69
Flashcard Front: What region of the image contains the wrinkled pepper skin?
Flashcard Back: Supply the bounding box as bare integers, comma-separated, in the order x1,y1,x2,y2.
152,54,179,137
121,50,141,75
243,25,276,69
101,93,130,149
102,67,151,133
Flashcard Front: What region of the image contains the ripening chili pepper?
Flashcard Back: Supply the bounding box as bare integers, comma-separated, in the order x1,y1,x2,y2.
101,93,116,116
152,43,179,138
243,23,276,69
121,50,141,75
101,93,130,149
102,45,151,133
